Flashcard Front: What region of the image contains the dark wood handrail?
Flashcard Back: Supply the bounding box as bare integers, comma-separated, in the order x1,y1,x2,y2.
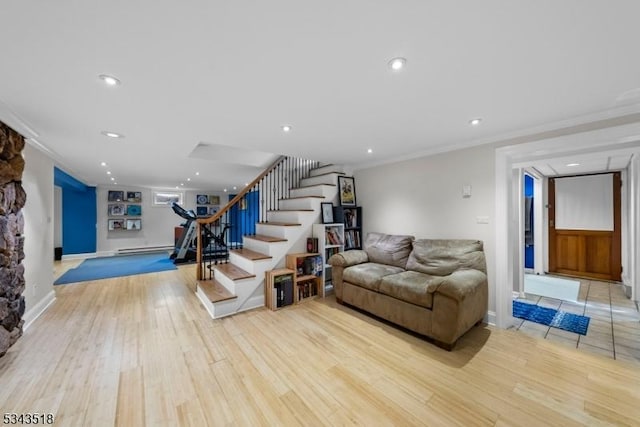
195,155,286,277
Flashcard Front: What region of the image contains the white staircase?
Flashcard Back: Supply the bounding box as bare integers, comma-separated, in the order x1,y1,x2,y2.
195,164,344,319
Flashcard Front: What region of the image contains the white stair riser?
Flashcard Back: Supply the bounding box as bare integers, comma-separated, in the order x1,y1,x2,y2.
255,224,301,239
290,184,335,198
243,238,288,255
229,253,271,274
267,210,317,223
213,271,238,294
279,197,322,210
300,173,340,187
309,165,344,177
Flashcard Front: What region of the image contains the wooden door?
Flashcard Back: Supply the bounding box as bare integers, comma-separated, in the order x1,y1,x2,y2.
548,172,621,281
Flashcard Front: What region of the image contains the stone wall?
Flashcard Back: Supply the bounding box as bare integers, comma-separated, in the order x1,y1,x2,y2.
0,122,26,357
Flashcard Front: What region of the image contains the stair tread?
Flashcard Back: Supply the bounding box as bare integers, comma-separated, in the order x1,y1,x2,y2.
213,263,256,281
268,209,314,212
230,248,272,261
280,196,325,200
244,234,288,243
258,221,302,226
197,279,236,303
306,171,345,178
292,183,337,190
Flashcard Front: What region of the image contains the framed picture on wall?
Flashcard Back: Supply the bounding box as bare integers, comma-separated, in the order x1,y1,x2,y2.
126,219,141,230
126,204,142,216
208,195,220,205
127,191,142,202
196,206,208,216
197,194,209,204
108,219,125,231
321,202,334,224
153,191,183,206
337,176,356,207
108,190,125,202
108,203,125,216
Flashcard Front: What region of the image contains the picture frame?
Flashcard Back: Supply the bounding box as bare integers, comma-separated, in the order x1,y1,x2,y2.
209,206,218,215
126,219,142,230
208,195,220,205
153,191,183,206
196,206,209,216
126,204,142,216
197,194,209,204
108,219,125,231
337,176,356,206
321,202,334,224
126,191,142,202
108,190,125,202
108,203,125,216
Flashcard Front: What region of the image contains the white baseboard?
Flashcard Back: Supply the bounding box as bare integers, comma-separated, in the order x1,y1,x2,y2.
485,310,496,326
23,290,56,331
61,252,100,261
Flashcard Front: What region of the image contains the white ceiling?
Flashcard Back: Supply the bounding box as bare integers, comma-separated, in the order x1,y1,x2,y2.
2,1,640,191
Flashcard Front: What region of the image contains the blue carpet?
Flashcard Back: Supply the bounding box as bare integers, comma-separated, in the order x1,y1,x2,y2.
55,252,177,285
513,300,590,335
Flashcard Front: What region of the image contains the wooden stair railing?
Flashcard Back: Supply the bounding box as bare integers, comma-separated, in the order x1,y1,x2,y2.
196,155,319,280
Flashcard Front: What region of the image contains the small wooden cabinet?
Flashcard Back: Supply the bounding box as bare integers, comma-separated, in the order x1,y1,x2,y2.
285,252,323,303
265,268,295,311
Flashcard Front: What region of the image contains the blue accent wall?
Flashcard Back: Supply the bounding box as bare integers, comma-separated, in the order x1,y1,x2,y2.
524,174,534,268
54,167,97,255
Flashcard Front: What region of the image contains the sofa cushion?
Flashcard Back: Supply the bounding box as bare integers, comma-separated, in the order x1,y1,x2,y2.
343,262,405,293
379,271,443,309
363,232,415,269
406,239,486,276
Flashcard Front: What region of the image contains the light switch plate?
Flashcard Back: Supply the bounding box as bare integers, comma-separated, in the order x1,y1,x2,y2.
476,216,489,224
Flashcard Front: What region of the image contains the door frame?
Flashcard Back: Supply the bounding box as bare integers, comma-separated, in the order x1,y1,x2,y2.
494,122,640,328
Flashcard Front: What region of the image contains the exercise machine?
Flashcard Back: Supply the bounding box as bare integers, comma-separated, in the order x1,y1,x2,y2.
170,203,198,263
169,202,231,264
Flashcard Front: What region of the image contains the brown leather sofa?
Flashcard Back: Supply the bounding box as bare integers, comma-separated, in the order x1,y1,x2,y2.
328,232,488,350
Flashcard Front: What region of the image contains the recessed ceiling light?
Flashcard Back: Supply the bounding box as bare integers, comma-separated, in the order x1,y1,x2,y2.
114,182,117,185
100,161,107,167
367,148,373,154
566,163,580,167
195,172,200,176
110,177,115,181
244,182,249,186
106,171,111,175
282,125,292,133
233,186,237,190
101,131,124,138
223,188,227,192
388,57,407,71
99,74,121,86
187,178,191,182
180,183,184,186
469,118,483,126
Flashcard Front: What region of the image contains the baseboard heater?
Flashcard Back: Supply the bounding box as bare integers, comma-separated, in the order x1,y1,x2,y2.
117,245,174,255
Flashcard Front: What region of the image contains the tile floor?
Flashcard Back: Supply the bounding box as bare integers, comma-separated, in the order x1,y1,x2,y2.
515,278,640,363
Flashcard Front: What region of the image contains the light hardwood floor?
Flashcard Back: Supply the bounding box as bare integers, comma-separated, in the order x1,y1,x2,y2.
1,263,639,426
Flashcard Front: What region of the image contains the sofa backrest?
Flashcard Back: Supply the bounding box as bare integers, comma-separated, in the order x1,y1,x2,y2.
363,232,415,269
406,239,486,276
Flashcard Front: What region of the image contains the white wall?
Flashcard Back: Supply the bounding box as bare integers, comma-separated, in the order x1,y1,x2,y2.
21,143,55,321
96,187,228,253
354,144,496,311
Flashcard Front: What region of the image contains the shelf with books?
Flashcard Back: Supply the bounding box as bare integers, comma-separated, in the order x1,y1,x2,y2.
334,206,362,250
264,268,295,311
312,223,345,295
285,252,324,303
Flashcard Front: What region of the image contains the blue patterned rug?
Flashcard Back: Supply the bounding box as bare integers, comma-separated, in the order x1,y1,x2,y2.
513,300,590,335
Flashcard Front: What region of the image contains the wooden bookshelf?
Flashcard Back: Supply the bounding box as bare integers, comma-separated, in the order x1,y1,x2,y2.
285,252,323,302
264,268,295,311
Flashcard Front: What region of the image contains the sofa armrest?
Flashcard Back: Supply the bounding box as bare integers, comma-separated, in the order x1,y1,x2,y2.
328,250,369,268
328,250,369,301
436,269,487,302
431,269,488,345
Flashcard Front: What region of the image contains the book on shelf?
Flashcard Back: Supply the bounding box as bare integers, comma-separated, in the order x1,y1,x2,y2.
306,237,318,253
326,228,343,245
344,208,358,228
